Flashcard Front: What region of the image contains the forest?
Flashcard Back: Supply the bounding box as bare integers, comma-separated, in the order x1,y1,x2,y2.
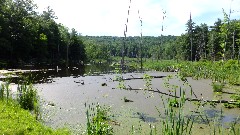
1,0,240,68
0,0,85,67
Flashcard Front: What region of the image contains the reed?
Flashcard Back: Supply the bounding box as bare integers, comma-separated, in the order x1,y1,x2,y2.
0,77,11,101
86,103,113,135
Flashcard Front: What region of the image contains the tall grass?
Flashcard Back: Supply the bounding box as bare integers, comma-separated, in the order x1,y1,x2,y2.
143,60,240,86
0,75,40,119
0,77,12,101
17,81,40,119
156,74,194,135
0,75,69,134
0,81,10,100
17,81,38,110
86,103,113,135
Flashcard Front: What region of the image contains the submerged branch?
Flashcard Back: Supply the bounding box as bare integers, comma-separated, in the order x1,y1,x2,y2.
122,87,237,104
121,75,166,80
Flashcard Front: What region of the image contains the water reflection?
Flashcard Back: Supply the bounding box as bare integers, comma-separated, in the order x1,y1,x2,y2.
1,64,116,84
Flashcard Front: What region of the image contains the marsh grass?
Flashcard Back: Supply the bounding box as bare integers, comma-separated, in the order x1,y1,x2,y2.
86,103,113,135
212,82,224,92
0,82,10,100
144,60,179,72
224,94,240,108
140,73,240,135
14,74,41,120
143,60,240,86
0,77,12,101
143,74,153,91
156,75,195,135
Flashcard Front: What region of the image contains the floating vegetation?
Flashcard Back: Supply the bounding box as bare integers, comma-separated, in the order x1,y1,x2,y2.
212,81,224,93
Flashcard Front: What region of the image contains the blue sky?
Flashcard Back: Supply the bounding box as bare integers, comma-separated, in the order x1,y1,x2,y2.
34,0,240,36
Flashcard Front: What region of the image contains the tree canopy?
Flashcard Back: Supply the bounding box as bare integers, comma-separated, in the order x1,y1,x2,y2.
1,0,240,68
0,0,85,67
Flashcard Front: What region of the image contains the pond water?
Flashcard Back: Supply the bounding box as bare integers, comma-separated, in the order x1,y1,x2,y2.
2,64,240,134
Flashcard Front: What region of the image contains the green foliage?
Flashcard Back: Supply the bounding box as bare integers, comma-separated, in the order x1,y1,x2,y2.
0,100,70,134
82,36,177,62
223,102,240,108
0,0,86,66
231,94,240,100
144,60,179,72
86,103,113,135
117,79,126,90
1,0,240,65
168,98,180,107
17,80,37,109
157,75,194,135
212,82,224,92
224,94,240,108
143,60,240,87
39,33,48,41
0,81,10,100
143,74,153,90
158,60,240,85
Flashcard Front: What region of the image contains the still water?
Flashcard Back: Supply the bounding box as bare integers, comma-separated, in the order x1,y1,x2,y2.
4,64,240,134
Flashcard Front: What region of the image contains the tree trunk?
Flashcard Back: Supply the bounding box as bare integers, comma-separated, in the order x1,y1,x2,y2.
232,30,235,59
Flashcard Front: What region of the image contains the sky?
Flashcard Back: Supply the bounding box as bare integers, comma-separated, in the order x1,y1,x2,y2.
34,0,240,36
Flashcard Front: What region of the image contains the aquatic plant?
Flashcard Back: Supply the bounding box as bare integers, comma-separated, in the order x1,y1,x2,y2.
143,60,179,72
143,74,153,91
0,77,12,101
157,75,195,135
144,60,240,87
17,83,38,109
134,72,240,134
0,82,10,100
15,75,40,119
212,81,224,92
224,94,240,108
86,103,113,135
168,98,180,108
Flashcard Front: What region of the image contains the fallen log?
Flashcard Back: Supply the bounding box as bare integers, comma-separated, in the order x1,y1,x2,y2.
122,87,238,104
121,75,166,80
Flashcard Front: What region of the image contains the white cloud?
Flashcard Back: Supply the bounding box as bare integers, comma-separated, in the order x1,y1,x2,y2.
34,0,240,36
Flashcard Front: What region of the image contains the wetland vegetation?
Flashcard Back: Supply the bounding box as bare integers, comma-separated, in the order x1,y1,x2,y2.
1,0,240,134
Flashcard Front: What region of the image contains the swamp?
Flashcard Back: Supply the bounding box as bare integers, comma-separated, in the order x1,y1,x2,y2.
1,60,240,134
1,0,240,134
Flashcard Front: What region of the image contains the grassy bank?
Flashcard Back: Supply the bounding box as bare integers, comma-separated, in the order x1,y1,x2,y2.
0,77,70,134
0,99,69,134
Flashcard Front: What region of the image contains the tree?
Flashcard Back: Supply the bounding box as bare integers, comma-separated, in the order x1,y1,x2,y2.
68,28,86,64
220,9,231,60
208,19,222,61
194,23,209,60
185,13,195,61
